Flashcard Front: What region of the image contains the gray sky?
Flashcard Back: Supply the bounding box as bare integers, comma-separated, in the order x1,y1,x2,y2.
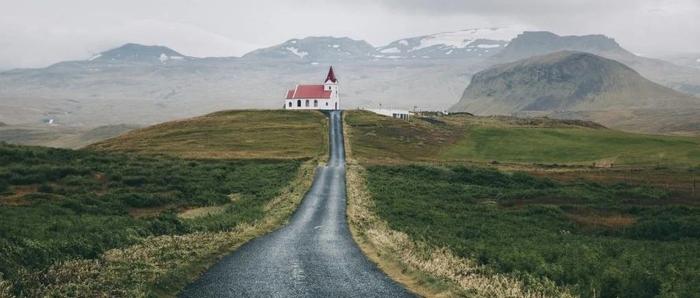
1,0,698,69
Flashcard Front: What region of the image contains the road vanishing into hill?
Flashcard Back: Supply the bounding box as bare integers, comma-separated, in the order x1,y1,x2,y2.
180,111,413,297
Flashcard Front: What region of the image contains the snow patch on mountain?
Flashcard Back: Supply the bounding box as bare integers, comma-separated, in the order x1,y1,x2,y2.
476,44,502,49
412,28,520,51
286,47,308,58
158,53,185,63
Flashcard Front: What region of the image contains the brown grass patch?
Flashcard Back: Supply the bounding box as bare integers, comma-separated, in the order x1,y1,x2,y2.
177,205,229,220
0,185,38,206
177,194,241,219
567,212,636,229
128,204,179,219
529,167,700,200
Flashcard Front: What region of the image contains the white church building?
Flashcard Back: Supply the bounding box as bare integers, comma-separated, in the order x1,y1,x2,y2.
284,66,340,110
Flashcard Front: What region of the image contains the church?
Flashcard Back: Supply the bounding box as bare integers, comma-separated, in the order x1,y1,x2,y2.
284,66,340,110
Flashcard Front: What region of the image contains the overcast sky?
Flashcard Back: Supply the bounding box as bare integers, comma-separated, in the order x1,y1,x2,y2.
1,0,698,70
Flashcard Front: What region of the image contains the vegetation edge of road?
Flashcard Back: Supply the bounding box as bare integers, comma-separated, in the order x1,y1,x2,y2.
161,159,321,296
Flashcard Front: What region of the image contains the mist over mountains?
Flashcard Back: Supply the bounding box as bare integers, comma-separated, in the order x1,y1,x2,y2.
1,28,699,144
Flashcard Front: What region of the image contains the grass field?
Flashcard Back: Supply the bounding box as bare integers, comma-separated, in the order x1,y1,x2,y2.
344,110,700,297
0,110,328,296
345,110,700,167
364,165,700,297
443,126,700,166
90,110,328,159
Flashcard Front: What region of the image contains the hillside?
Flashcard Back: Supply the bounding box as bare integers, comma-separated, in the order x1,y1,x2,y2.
242,37,375,61
493,31,632,62
345,110,700,166
491,31,700,96
0,110,327,296
450,51,700,134
344,110,700,297
0,124,140,149
88,43,189,64
90,110,328,159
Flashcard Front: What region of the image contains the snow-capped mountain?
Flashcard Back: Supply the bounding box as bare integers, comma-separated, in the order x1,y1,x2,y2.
242,37,376,62
375,28,521,59
243,28,522,61
87,43,189,64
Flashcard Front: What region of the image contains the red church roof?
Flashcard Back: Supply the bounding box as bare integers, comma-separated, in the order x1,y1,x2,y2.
286,85,332,99
325,66,337,83
285,66,337,99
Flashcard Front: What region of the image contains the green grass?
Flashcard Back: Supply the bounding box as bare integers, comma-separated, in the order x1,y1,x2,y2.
365,164,700,297
442,127,700,166
345,110,700,167
0,110,330,295
0,143,302,295
90,110,328,160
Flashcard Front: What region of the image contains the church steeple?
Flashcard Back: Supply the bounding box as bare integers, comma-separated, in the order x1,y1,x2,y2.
324,66,337,83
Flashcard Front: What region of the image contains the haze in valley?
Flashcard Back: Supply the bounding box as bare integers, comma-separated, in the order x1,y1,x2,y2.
1,0,699,147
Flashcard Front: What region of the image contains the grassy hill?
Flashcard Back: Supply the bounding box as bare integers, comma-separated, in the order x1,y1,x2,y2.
344,110,700,297
90,110,328,159
0,110,327,296
345,110,700,167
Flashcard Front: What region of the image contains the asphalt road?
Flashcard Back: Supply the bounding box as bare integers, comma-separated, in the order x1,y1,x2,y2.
180,111,413,297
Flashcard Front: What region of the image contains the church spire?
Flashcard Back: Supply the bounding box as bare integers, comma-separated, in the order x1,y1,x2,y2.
324,66,337,83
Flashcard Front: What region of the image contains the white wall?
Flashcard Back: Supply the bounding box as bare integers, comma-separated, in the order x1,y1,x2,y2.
284,97,339,110
366,108,410,119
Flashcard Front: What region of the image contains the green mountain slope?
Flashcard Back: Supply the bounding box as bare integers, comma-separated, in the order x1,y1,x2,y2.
449,51,700,135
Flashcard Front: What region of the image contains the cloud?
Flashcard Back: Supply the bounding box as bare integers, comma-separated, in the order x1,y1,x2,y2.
0,0,698,69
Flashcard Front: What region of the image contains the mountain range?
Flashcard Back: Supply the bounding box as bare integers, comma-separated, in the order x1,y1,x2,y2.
1,28,699,145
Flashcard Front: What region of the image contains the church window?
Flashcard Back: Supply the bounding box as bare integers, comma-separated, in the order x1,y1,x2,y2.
305,100,309,107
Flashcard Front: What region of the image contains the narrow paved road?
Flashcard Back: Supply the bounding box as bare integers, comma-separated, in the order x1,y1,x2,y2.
180,111,413,297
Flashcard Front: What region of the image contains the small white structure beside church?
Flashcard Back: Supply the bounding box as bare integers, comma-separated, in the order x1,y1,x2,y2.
284,66,340,110
366,109,411,120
